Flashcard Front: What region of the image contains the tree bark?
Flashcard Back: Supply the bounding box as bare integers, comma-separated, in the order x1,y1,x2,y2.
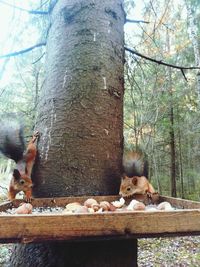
33,0,125,197
10,239,137,267
9,0,138,266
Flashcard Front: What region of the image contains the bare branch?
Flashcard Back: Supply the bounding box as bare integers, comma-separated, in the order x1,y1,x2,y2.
181,69,188,82
126,18,150,24
32,52,46,64
125,46,200,70
0,0,48,15
0,43,46,59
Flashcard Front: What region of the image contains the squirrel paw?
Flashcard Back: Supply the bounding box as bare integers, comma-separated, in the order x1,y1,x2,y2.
32,131,39,143
146,192,153,198
33,131,39,138
23,191,33,203
23,196,32,203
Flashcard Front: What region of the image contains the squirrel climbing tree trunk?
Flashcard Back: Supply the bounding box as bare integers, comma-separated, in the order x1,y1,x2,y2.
9,0,138,266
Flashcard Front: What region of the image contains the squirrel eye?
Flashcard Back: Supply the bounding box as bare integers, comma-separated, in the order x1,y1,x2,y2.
127,187,131,191
19,179,25,185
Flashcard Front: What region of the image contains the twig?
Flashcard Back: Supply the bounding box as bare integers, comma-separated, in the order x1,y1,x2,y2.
126,18,150,24
0,0,48,15
180,69,188,82
0,43,46,59
32,52,46,64
0,88,6,98
125,46,200,70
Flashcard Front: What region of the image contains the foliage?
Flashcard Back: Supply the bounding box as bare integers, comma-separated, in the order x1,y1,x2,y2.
124,0,200,199
0,1,46,195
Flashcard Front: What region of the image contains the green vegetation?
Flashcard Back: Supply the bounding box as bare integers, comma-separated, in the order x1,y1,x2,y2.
124,0,200,200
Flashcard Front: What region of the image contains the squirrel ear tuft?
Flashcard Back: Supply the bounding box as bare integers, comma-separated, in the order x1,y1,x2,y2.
121,173,127,180
13,169,21,180
132,176,138,185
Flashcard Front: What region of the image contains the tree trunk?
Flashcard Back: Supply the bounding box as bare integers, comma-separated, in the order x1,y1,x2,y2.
177,112,184,198
185,1,200,102
33,0,125,197
9,0,138,266
166,29,177,197
169,104,177,197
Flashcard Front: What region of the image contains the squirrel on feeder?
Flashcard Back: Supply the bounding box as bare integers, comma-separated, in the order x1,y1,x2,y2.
0,118,39,201
120,150,156,198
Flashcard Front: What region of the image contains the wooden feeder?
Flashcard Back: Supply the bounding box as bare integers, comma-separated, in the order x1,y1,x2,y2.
0,195,200,243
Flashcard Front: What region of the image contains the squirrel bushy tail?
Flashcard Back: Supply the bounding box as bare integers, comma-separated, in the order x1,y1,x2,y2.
0,116,25,162
123,150,148,178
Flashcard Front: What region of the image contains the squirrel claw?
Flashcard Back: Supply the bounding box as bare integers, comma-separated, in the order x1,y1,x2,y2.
24,198,32,203
146,192,153,198
23,196,33,203
31,131,39,143
33,131,39,138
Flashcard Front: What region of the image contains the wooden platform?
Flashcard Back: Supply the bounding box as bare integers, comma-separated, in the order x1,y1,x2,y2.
0,195,199,243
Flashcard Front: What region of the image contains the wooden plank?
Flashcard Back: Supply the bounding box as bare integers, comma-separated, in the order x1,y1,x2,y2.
160,196,200,209
0,194,199,210
0,195,200,243
0,209,199,243
0,201,13,212
5,194,156,209
2,194,199,208
9,195,119,208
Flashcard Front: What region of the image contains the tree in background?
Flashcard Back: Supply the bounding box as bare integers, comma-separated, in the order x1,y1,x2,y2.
124,0,200,199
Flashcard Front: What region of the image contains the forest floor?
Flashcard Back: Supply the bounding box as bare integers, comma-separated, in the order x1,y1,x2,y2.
0,236,199,266
138,236,200,267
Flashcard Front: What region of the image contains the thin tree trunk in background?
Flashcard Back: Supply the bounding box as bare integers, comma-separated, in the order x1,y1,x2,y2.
177,112,184,198
185,1,200,102
166,29,177,197
169,92,176,197
187,133,192,194
153,153,161,194
178,133,184,198
9,0,138,266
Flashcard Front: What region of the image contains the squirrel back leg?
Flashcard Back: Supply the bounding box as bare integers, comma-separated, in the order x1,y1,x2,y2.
24,131,39,177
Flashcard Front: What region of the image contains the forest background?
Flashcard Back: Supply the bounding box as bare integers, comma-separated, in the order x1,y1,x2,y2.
0,0,200,201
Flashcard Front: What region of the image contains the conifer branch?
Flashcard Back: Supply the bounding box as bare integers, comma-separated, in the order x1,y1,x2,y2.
125,46,200,70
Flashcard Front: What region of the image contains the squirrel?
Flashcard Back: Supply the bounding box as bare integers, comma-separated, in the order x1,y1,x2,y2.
0,118,39,201
119,174,155,198
120,150,156,198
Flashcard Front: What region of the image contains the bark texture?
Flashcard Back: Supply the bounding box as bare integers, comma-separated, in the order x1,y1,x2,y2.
33,0,125,197
9,0,138,266
10,240,137,267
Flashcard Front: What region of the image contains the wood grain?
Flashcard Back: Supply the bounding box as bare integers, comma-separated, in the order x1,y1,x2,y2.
0,195,199,243
160,196,200,209
0,210,199,243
